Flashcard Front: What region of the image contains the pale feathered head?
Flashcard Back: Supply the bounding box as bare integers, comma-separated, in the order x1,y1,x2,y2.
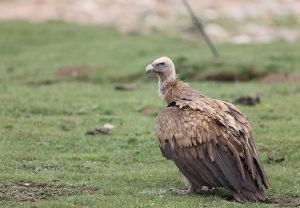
145,57,177,83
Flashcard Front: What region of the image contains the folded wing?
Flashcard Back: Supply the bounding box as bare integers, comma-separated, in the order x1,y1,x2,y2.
156,104,269,202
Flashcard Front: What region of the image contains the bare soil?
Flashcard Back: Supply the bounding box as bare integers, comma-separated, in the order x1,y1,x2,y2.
261,73,300,83
55,65,96,78
0,182,97,202
270,197,300,207
139,106,158,117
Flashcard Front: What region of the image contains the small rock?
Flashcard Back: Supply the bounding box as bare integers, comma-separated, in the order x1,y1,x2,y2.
243,23,273,43
276,28,300,42
231,35,252,44
86,123,114,135
81,188,95,194
205,23,229,42
203,9,219,21
103,123,114,130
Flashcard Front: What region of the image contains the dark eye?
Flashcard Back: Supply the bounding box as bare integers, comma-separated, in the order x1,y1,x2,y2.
156,63,165,68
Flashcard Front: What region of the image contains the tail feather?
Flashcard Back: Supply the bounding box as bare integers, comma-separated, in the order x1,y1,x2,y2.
233,189,267,203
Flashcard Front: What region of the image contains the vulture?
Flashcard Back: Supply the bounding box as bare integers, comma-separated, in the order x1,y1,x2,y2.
145,57,269,202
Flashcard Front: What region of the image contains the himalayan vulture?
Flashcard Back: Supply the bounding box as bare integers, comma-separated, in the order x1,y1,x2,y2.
145,57,269,202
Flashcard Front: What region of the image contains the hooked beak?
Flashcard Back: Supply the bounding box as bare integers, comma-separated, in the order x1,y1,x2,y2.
145,64,154,74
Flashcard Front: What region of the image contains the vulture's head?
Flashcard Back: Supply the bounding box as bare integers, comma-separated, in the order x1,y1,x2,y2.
145,57,177,83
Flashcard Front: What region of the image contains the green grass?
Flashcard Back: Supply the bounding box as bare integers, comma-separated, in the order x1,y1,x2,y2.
0,21,299,208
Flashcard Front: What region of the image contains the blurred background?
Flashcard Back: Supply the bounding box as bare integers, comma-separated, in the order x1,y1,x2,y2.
0,0,300,43
0,1,300,207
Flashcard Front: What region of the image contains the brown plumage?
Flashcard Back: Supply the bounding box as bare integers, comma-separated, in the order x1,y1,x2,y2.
145,57,269,202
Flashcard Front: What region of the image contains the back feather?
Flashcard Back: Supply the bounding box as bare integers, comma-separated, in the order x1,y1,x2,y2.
157,80,269,202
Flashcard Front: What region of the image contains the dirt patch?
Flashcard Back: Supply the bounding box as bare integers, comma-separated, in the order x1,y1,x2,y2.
174,57,272,82
202,69,268,82
55,65,96,78
26,79,60,86
233,96,260,106
139,106,158,117
112,59,272,83
26,65,98,86
111,69,268,83
261,73,300,83
0,182,97,202
267,156,285,164
260,146,272,152
114,84,136,91
270,197,300,207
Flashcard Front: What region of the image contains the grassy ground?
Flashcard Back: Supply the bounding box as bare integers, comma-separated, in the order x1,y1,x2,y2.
0,21,299,208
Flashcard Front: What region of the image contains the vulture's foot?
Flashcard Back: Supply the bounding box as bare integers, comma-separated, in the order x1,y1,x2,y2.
196,186,215,194
169,184,195,196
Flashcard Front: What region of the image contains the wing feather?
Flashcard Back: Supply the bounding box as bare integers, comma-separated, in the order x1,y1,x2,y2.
157,105,269,201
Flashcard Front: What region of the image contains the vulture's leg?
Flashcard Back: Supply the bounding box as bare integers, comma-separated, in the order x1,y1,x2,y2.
169,181,195,196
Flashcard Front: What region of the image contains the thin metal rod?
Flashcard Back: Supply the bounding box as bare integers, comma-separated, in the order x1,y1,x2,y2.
182,0,219,58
